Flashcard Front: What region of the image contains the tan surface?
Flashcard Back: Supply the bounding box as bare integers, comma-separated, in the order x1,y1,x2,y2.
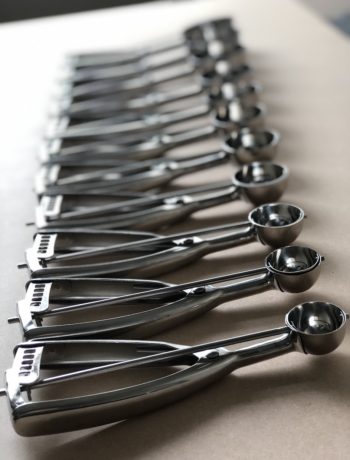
1,0,350,458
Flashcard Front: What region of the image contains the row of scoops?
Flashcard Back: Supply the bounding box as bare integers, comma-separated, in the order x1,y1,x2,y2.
1,17,347,437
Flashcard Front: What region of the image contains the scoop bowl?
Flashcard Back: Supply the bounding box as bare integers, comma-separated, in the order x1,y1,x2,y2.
265,245,323,293
233,161,289,205
224,128,280,164
286,301,347,355
249,203,304,247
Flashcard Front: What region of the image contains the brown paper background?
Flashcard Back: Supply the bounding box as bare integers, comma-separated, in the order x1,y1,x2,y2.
0,0,349,458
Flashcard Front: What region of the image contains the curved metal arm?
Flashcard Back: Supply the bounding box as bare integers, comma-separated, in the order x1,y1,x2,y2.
56,103,209,140
44,138,167,164
36,199,196,230
26,244,200,278
37,187,242,231
25,222,257,279
203,223,256,254
171,150,229,175
69,63,196,101
71,50,191,84
3,332,293,436
42,124,216,167
40,150,230,195
37,181,233,222
192,185,240,213
29,219,254,259
65,83,205,119
24,266,268,319
165,124,215,148
33,328,291,383
69,37,187,69
36,181,240,231
17,273,272,341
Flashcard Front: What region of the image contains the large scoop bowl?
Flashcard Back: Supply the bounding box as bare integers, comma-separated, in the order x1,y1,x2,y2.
265,245,323,293
233,161,289,205
286,301,347,355
249,203,304,247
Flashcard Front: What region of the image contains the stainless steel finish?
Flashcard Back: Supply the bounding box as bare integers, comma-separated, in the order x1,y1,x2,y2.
34,162,288,230
47,100,264,141
2,302,346,436
56,61,252,107
40,120,271,170
224,127,279,164
248,202,303,247
68,18,237,69
53,81,260,123
265,245,322,293
66,48,196,84
36,150,230,195
201,63,252,93
285,301,348,355
57,62,199,102
210,80,262,108
40,125,216,164
55,83,206,121
49,103,211,140
36,128,279,195
15,245,322,339
24,203,304,278
63,42,245,86
61,22,242,102
233,161,288,205
5,15,343,440
56,44,249,123
45,111,193,146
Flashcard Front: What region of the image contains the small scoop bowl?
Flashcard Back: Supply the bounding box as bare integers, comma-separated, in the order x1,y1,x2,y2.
286,301,348,355
184,18,234,42
209,80,262,108
233,161,289,205
249,203,304,247
224,128,280,164
212,100,265,133
265,245,323,293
